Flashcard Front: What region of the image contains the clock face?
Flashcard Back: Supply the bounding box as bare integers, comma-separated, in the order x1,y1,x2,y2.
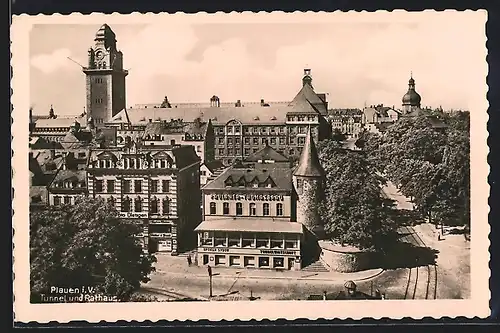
95,50,104,60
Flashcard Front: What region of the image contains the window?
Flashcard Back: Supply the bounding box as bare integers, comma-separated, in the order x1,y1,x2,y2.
134,180,142,193
244,137,250,145
279,137,285,145
227,138,233,145
262,127,267,133
162,198,170,215
285,236,298,249
276,203,283,216
214,232,227,247
95,180,103,193
256,234,270,248
95,98,103,104
253,138,258,145
121,197,131,212
249,203,256,216
218,137,224,144
210,202,216,215
290,137,296,144
261,138,267,145
123,180,131,193
229,256,241,266
151,180,158,193
236,202,243,215
244,256,255,267
170,139,176,145
298,137,306,145
227,127,233,134
258,257,270,267
107,180,115,193
215,255,226,265
263,203,270,216
223,202,230,215
107,196,115,206
53,196,61,206
253,148,258,153
64,196,71,205
201,231,213,246
228,234,240,247
218,148,225,155
162,180,170,193
242,232,255,248
244,148,250,155
235,137,240,144
271,235,284,249
273,257,285,268
150,197,158,214
270,138,276,145
134,197,142,212
235,126,240,134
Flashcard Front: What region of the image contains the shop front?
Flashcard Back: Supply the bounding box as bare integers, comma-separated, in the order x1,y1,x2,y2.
194,218,304,270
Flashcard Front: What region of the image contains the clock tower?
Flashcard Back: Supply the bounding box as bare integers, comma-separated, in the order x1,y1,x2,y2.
83,24,128,126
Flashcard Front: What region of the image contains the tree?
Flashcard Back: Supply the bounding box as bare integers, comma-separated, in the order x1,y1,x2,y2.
332,128,347,142
30,197,157,302
316,140,398,251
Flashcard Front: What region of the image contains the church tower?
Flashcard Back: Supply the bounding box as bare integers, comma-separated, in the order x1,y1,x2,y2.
83,24,128,126
402,73,422,114
293,126,325,237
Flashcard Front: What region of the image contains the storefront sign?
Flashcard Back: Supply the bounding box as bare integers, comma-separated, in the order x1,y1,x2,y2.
202,247,230,253
210,193,284,201
150,233,171,238
119,212,148,218
260,249,297,256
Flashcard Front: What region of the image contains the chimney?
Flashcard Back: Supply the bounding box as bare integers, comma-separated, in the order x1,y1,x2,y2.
235,100,241,107
260,99,265,106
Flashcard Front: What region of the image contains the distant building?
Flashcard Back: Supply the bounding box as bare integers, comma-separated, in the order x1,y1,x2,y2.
402,74,422,114
200,160,226,187
86,143,201,254
327,109,363,138
362,104,401,126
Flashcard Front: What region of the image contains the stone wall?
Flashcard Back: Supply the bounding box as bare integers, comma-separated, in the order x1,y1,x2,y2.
318,241,376,273
295,177,323,235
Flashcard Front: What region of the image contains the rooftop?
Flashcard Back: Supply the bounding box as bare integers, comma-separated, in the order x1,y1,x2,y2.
203,166,293,191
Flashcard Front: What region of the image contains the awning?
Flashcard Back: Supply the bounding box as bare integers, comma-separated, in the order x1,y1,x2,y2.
194,218,303,234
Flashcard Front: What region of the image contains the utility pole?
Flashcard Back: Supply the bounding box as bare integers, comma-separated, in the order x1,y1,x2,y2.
207,265,213,298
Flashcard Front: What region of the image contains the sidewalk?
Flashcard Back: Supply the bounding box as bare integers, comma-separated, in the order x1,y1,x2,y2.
153,253,383,283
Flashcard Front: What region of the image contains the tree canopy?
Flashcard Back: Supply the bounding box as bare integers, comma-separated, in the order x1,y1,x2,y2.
364,112,470,227
30,197,157,302
316,139,398,251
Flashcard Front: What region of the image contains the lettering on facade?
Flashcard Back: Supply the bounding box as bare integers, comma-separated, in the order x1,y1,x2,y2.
119,212,148,218
260,250,297,255
202,248,230,253
150,233,171,238
210,193,284,201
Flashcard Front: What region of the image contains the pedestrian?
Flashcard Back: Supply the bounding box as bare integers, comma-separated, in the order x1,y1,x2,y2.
187,254,192,266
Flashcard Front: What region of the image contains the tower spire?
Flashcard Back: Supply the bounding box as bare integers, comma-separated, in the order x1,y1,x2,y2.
294,126,324,177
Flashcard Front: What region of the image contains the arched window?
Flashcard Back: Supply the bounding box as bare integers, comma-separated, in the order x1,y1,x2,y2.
263,203,270,216
150,197,158,214
162,198,170,215
276,203,283,216
209,202,216,215
53,196,61,206
236,202,243,215
134,197,142,212
122,197,131,212
249,203,256,216
223,202,230,215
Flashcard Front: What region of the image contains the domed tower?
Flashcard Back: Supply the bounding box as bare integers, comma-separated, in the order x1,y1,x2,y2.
402,73,422,113
293,126,325,237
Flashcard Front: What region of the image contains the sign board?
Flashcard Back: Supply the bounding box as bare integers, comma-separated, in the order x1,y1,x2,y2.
210,193,284,202
119,212,148,218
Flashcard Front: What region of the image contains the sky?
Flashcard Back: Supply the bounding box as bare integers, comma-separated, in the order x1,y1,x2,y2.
29,13,486,116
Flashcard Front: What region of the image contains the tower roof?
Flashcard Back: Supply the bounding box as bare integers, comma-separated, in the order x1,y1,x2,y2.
294,127,324,177
402,74,422,106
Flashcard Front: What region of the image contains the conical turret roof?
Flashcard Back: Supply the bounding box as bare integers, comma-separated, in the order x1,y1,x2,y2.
294,127,324,177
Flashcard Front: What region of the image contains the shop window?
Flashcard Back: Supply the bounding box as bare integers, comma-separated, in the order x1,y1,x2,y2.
229,256,241,266
228,235,240,247
273,257,285,268
244,256,255,267
236,202,243,215
285,238,298,249
209,202,216,215
259,257,270,267
215,255,226,266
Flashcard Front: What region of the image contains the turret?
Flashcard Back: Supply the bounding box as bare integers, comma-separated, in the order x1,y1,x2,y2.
293,126,325,237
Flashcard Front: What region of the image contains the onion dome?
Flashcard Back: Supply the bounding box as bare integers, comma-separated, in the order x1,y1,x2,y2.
402,75,422,106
